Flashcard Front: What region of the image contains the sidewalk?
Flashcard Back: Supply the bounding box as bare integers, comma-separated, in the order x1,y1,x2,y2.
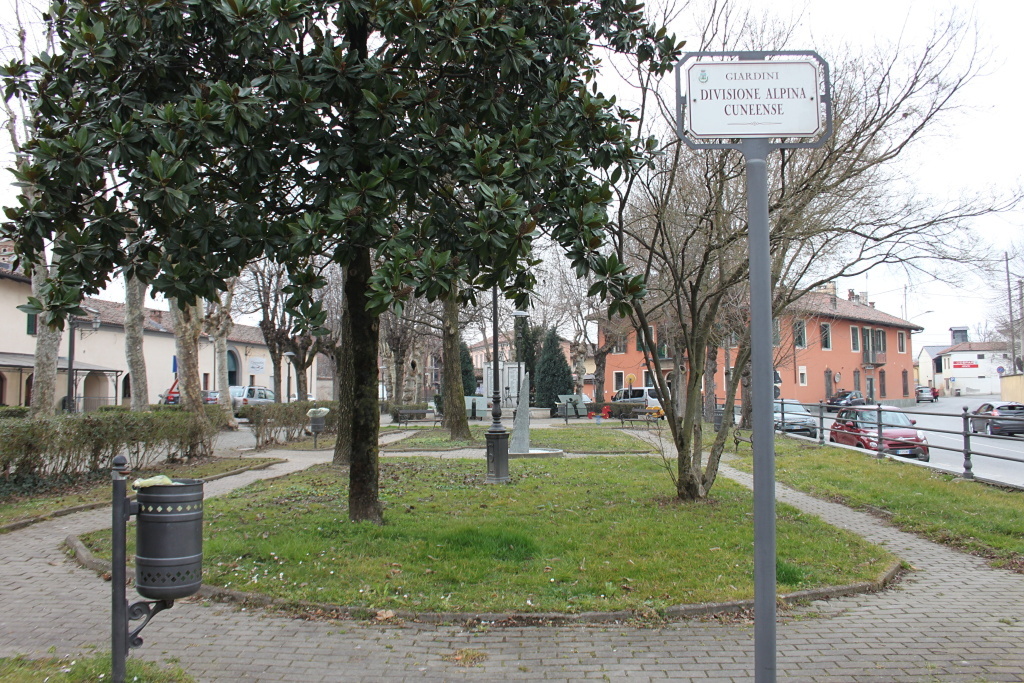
1,428,1022,681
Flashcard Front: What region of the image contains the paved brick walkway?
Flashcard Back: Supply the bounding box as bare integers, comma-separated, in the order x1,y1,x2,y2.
2,433,1023,681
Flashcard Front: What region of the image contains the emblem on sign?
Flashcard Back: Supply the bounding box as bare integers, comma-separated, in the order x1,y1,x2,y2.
698,70,708,83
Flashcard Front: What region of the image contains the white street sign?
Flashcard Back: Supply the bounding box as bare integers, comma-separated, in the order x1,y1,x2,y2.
686,60,821,138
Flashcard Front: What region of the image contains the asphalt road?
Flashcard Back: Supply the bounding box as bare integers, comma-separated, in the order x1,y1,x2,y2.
818,394,1024,488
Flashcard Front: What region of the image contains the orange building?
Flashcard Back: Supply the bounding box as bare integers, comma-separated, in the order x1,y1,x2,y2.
598,288,922,407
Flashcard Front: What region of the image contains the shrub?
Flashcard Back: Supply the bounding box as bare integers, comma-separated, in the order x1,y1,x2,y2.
0,406,30,420
240,401,338,449
0,409,220,478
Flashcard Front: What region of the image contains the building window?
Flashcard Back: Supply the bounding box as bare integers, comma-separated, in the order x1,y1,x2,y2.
977,354,985,360
902,370,909,396
772,319,780,347
203,373,210,391
798,366,808,386
643,370,653,387
820,323,832,350
874,329,887,353
851,326,860,352
853,370,861,392
613,371,624,391
943,356,949,370
897,331,906,354
635,327,653,353
27,313,37,336
611,334,626,354
879,370,886,398
793,321,807,349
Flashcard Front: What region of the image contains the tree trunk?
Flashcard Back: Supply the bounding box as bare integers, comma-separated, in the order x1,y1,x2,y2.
332,338,354,465
204,282,238,427
345,247,383,524
214,334,237,428
124,274,149,411
441,292,472,440
331,267,354,466
30,262,63,416
703,344,718,422
170,299,207,457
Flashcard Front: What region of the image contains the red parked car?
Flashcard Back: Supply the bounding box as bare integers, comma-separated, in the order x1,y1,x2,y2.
829,406,929,461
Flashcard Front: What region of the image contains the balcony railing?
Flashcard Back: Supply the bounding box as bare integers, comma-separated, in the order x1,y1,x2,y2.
862,351,886,366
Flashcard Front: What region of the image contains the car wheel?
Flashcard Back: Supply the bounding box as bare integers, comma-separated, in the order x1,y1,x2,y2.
918,454,930,462
987,423,995,436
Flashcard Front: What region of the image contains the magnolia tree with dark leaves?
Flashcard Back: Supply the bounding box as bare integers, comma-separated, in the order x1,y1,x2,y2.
2,0,680,523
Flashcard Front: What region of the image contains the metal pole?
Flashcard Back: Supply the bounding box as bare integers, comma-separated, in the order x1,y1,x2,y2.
742,136,776,683
111,455,131,683
875,402,885,459
961,407,974,480
1006,254,1016,375
66,320,76,413
485,285,509,483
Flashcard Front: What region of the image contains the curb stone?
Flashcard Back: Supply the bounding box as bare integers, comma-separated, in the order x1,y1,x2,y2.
64,531,904,626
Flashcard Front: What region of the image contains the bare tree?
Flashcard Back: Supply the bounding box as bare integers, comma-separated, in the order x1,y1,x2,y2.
610,2,1018,500
203,279,239,427
3,0,62,415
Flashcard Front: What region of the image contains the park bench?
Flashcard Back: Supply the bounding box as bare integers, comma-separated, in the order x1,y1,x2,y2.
619,407,660,428
395,409,433,427
733,429,752,451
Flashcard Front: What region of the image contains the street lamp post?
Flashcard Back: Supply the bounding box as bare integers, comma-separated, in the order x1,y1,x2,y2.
485,285,509,483
283,351,295,402
511,309,529,408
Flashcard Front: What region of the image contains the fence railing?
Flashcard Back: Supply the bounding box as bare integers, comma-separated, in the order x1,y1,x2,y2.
764,400,1024,482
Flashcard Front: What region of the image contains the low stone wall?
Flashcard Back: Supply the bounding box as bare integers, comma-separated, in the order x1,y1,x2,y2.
999,373,1024,402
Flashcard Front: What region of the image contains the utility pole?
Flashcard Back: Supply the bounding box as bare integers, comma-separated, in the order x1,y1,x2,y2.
1006,254,1017,374
1019,279,1023,372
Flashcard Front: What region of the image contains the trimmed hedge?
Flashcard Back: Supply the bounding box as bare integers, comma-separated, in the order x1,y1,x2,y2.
0,406,30,420
239,401,339,449
0,409,223,478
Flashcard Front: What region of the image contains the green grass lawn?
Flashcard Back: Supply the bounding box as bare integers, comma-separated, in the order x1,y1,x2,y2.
384,425,657,453
83,456,894,614
730,437,1024,570
0,457,281,531
0,653,193,682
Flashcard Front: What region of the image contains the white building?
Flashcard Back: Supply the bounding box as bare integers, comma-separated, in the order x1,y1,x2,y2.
933,342,1012,397
916,345,946,391
0,266,291,410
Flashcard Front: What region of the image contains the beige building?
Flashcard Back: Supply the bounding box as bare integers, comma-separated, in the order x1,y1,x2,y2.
0,266,287,410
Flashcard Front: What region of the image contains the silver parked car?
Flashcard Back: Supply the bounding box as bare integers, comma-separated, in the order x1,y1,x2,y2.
773,399,818,439
229,385,276,413
610,387,662,410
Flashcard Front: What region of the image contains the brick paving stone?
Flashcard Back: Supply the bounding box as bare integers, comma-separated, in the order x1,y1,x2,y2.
3,446,1024,681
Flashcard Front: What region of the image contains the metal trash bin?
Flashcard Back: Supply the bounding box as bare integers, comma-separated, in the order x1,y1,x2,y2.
713,408,724,432
309,415,326,433
134,479,204,600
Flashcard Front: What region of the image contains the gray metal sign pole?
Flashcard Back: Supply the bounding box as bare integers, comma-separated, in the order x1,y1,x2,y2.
743,136,777,680
675,50,832,683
